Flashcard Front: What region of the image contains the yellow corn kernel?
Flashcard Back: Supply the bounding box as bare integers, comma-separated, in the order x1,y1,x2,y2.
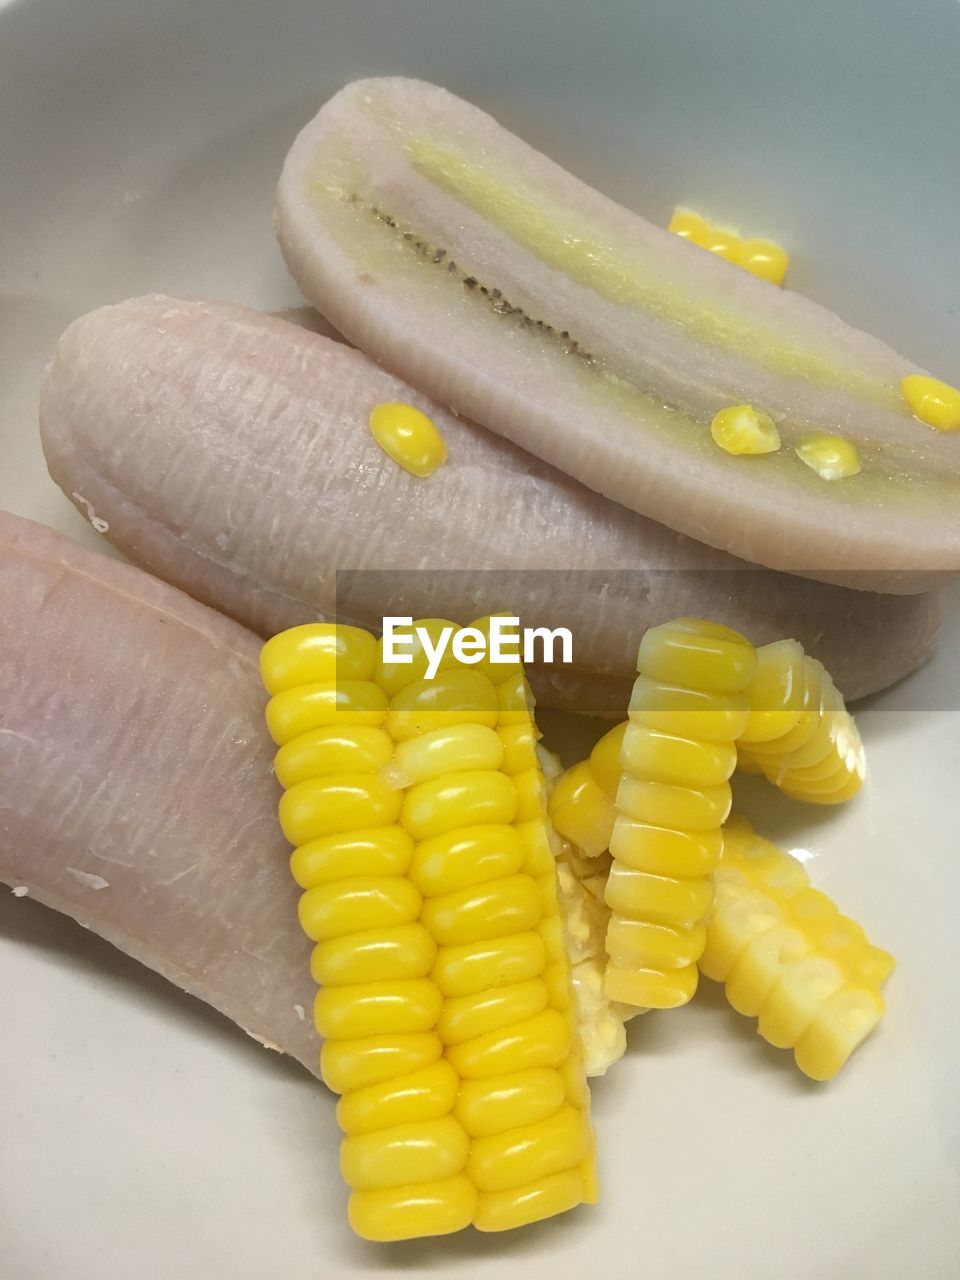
738,639,805,744
348,1175,477,1242
542,961,572,1010
588,723,627,795
260,622,377,693
637,618,757,694
410,824,525,897
735,239,788,286
466,1105,589,1193
604,961,698,1008
310,924,436,986
538,916,566,964
274,725,394,789
381,723,504,788
901,373,960,431
498,722,539,775
320,1032,443,1094
368,401,447,477
710,404,781,456
629,677,750,742
474,1168,585,1233
314,978,443,1040
795,434,861,481
610,818,722,877
513,768,544,823
374,618,461,695
298,875,421,943
605,917,706,969
616,776,732,830
290,826,413,888
668,207,711,243
495,670,535,727
446,1009,571,1079
620,723,737,788
455,1068,566,1138
401,769,518,840
280,774,401,844
438,980,549,1046
432,932,547,998
385,668,499,740
605,864,714,927
517,819,556,875
341,1115,469,1190
549,760,617,857
702,818,893,1078
421,874,542,947
266,680,388,744
337,1059,460,1135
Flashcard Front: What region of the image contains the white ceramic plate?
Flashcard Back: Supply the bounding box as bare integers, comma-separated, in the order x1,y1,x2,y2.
2,2,959,1276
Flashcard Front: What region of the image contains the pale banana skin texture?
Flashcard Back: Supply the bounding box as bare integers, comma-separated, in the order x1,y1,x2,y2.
40,296,942,711
0,512,319,1076
275,77,960,589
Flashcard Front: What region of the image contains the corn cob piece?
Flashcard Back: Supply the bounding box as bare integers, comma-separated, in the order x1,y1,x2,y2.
605,618,756,1010
737,640,865,804
701,817,894,1079
261,621,595,1241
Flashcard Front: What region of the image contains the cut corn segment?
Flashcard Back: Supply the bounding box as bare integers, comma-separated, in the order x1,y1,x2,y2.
738,641,865,805
261,621,594,1240
702,817,893,1079
606,618,756,1009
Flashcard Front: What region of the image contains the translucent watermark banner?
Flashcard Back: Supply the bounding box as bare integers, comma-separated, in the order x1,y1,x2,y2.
333,568,948,715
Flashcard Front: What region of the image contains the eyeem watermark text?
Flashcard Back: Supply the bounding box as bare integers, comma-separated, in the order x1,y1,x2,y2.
382,616,573,679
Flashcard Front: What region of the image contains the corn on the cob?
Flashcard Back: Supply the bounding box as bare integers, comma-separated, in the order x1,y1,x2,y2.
606,618,756,1009
261,621,596,1241
700,817,894,1080
738,640,865,804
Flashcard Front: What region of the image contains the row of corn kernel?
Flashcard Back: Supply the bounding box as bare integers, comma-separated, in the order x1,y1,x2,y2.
700,817,894,1079
737,641,865,803
668,207,789,285
604,619,756,1009
261,621,595,1241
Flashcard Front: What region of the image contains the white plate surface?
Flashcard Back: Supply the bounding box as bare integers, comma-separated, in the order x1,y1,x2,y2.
2,2,959,1277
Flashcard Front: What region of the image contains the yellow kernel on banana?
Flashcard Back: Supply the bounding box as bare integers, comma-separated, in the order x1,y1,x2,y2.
668,207,711,243
368,401,447,477
348,1175,477,1241
901,373,960,431
310,923,436,986
431,932,546,998
260,622,377,693
314,978,443,1040
455,1068,566,1138
735,239,788,286
341,1115,469,1190
710,404,781,456
795,434,861,480
668,207,788,284
466,1105,589,1193
320,1032,443,1095
337,1059,460,1136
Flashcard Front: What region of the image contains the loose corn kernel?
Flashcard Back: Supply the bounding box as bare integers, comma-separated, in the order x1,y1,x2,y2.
701,817,893,1080
901,374,960,431
795,434,861,481
549,759,617,857
668,206,788,285
710,404,781,456
262,621,594,1240
605,618,755,1009
737,642,864,805
368,401,448,477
